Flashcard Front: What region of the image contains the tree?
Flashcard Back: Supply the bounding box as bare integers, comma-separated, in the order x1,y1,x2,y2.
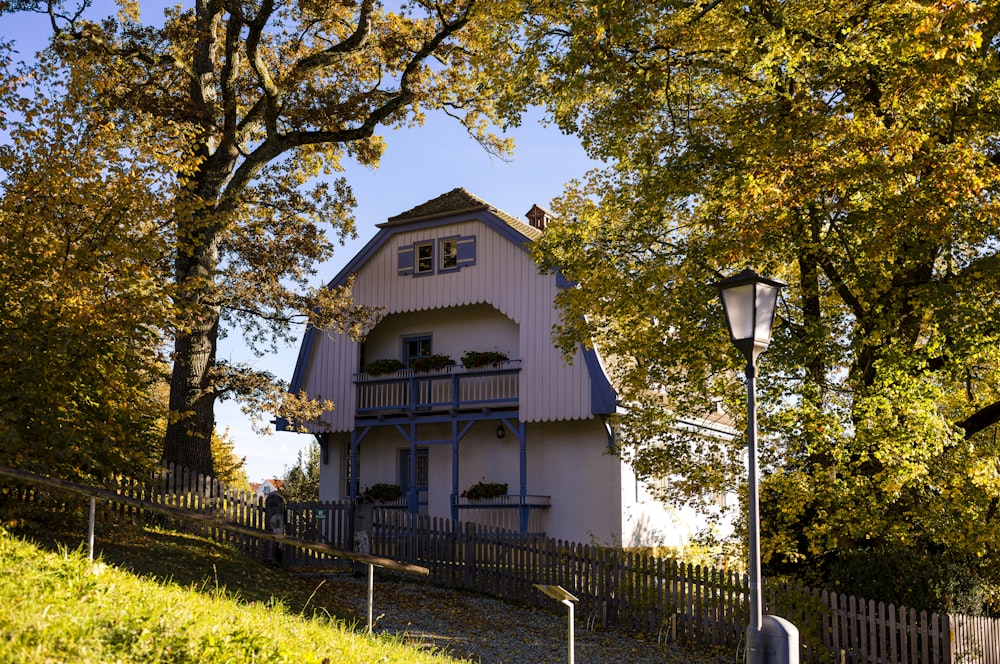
280,440,319,503
498,0,1000,608
0,46,175,482
6,0,518,477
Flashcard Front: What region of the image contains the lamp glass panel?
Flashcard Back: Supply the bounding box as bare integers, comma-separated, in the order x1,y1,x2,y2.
720,283,755,341
753,283,779,344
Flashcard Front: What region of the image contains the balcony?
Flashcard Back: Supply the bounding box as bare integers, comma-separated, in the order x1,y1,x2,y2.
354,360,521,416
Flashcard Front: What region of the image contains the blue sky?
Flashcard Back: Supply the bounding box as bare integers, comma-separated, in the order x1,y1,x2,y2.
2,5,598,482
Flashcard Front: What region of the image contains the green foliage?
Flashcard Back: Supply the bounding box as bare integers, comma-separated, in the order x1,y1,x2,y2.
461,481,507,500
281,442,321,503
0,527,459,663
820,544,987,615
361,358,407,376
489,0,1000,609
0,51,172,483
210,430,250,490
411,354,455,373
460,350,509,368
362,483,403,503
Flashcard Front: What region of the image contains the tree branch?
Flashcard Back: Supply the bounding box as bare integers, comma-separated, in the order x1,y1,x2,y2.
958,401,1000,440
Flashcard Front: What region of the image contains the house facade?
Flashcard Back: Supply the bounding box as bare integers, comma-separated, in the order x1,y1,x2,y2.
283,188,728,547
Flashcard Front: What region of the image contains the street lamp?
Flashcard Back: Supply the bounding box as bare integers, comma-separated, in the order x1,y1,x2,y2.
714,268,798,664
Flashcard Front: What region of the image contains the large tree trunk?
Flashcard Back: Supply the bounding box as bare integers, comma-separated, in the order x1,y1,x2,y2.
163,313,219,476
161,197,225,477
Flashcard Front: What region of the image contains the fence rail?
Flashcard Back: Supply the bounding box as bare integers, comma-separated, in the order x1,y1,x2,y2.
3,463,1000,664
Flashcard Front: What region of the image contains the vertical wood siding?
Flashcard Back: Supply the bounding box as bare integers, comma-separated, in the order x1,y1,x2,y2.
297,218,595,431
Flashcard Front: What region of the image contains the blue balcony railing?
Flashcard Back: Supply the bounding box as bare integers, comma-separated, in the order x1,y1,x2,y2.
354,360,521,415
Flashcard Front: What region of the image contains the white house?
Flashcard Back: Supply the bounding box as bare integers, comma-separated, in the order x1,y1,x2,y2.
251,479,284,500
282,188,731,547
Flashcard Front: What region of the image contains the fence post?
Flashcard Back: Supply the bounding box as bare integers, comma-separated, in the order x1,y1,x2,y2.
353,495,375,576
265,493,285,565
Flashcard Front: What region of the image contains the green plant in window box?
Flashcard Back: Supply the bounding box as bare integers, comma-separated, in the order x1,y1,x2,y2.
460,350,509,369
362,483,403,502
411,353,454,372
461,481,508,500
361,358,406,375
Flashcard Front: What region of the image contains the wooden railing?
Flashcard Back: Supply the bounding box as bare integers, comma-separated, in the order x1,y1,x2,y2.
451,494,550,533
354,360,521,415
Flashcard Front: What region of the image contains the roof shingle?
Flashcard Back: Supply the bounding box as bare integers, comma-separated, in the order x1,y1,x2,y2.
378,187,542,240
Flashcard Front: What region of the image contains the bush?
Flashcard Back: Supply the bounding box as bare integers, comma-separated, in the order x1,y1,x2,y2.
362,483,402,502
411,354,454,372
461,481,508,500
460,350,509,368
361,358,406,375
822,545,988,614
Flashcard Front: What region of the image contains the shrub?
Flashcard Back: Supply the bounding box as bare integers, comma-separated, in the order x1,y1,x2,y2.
362,483,403,502
461,481,508,500
361,358,406,375
460,350,509,369
822,545,988,614
411,354,454,372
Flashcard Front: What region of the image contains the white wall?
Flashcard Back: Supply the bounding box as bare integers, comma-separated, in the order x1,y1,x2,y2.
364,304,518,366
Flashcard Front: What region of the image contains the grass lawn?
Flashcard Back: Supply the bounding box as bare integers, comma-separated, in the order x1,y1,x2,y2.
0,517,462,664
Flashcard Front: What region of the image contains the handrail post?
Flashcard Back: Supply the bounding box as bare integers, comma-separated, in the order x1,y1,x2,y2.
88,496,96,562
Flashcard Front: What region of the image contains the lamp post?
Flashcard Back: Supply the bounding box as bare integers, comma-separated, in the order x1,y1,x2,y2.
715,268,798,664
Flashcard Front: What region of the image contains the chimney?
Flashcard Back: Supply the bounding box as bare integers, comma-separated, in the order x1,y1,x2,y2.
525,204,554,231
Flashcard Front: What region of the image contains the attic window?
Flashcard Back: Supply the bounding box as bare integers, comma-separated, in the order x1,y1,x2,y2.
415,241,434,274
397,235,477,277
440,238,458,271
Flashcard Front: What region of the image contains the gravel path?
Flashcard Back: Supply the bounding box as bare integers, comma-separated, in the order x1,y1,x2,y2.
314,573,736,664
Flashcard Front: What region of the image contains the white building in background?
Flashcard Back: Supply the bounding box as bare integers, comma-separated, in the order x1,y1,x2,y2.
251,479,284,500
281,188,732,548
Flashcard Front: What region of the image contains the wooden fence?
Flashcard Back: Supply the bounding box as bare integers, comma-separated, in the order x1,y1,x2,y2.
4,464,1000,664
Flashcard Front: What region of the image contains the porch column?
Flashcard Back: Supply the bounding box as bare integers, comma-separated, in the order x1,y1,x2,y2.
349,430,360,500
408,422,418,515
519,420,528,533
451,419,460,521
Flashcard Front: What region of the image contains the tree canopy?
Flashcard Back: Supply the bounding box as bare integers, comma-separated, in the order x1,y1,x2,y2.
0,43,175,482
3,0,521,477
500,0,1000,609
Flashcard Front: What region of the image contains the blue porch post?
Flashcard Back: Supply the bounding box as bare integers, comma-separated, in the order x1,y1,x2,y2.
519,420,528,533
451,420,460,521
408,423,418,515
349,430,360,500
349,427,372,500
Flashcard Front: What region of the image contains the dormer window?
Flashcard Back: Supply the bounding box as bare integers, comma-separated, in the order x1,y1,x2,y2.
415,241,434,274
440,238,458,271
398,234,477,277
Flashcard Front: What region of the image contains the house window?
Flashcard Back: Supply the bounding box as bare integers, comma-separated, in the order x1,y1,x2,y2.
403,335,432,368
440,238,458,271
399,448,429,492
415,241,434,274
397,235,476,277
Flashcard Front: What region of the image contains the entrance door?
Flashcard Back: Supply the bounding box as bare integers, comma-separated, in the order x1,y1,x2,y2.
399,448,429,514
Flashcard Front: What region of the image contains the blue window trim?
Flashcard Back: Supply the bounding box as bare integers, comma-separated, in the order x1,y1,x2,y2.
455,235,476,268
402,334,433,367
414,240,435,277
438,236,460,273
397,244,415,276
398,234,476,278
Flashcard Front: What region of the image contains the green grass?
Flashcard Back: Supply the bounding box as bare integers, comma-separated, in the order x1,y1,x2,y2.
0,523,462,664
